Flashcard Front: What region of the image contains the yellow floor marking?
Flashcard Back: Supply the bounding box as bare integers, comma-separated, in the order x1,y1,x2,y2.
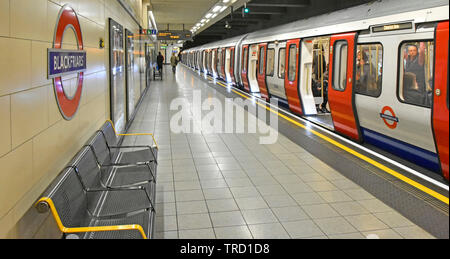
208,77,449,205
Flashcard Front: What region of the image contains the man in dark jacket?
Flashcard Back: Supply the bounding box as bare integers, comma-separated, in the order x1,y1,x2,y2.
405,44,426,94
157,52,164,74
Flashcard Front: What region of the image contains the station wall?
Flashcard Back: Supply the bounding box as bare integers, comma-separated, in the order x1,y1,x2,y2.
0,0,146,238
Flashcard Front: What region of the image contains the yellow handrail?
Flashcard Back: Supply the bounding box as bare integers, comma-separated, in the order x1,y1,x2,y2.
35,197,148,239
106,120,159,150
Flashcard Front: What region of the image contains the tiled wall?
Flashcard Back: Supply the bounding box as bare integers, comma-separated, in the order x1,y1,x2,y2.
0,0,145,238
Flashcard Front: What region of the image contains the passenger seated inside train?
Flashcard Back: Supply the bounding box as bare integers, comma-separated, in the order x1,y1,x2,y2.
356,50,373,95
403,72,426,106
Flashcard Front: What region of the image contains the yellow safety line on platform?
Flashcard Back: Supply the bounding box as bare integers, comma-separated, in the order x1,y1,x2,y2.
106,120,159,150
36,197,148,239
208,77,448,205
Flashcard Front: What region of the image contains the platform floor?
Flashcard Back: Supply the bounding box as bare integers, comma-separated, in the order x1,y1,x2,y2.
123,65,441,239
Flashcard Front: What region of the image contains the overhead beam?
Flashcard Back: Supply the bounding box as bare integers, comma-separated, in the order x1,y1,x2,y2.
248,3,308,8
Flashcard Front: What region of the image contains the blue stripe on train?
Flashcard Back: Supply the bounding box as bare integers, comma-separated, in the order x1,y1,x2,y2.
361,127,440,173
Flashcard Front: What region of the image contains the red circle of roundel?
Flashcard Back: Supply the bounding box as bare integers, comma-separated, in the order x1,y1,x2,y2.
53,5,84,120
381,106,398,129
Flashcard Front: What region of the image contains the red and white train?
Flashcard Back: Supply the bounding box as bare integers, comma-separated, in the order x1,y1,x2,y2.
181,0,449,181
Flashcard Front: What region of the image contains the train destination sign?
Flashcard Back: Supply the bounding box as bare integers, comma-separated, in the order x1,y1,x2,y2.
48,49,86,78
157,30,192,41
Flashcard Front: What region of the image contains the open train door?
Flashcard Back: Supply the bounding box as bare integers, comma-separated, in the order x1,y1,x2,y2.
329,32,361,142
257,43,270,100
432,21,449,181
284,39,303,115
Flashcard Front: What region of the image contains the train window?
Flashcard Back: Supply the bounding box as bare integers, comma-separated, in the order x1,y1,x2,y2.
243,48,248,72
278,48,286,79
231,49,234,69
259,46,265,75
288,45,297,82
267,48,275,76
398,41,434,108
355,43,383,97
332,41,348,91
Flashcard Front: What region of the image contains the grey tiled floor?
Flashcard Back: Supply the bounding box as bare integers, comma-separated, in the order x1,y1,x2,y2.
124,66,434,239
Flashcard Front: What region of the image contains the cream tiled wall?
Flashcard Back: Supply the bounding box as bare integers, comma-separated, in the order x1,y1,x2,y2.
0,0,145,238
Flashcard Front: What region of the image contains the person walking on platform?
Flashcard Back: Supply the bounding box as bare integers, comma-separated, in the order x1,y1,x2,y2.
170,52,179,74
157,52,164,75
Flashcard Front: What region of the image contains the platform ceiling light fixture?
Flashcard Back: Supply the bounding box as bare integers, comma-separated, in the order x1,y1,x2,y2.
191,0,236,34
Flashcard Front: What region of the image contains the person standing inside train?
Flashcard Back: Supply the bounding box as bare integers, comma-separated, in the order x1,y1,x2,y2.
404,43,426,94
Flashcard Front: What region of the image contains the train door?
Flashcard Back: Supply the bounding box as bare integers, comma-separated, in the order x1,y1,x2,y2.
266,42,287,100
241,45,250,92
229,47,236,84
212,49,218,78
207,50,212,75
284,39,303,115
329,32,361,141
257,43,270,100
432,21,449,180
221,48,226,80
225,48,231,82
248,44,261,93
202,50,206,72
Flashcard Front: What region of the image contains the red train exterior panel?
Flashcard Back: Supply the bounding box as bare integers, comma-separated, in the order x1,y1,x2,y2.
432,21,449,180
328,32,361,142
257,43,270,101
284,39,303,115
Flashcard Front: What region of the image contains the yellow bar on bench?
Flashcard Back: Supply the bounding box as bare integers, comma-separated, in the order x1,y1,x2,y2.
106,119,159,150
36,197,148,239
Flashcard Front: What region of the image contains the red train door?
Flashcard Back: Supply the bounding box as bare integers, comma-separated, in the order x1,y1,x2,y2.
329,32,361,142
257,43,270,100
284,39,303,115
241,45,250,92
220,48,226,79
432,21,449,181
230,47,236,84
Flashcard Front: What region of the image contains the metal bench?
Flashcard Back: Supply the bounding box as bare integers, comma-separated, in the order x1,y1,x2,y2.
35,121,159,239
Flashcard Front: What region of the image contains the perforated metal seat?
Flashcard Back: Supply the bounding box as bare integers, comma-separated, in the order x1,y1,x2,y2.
36,165,154,239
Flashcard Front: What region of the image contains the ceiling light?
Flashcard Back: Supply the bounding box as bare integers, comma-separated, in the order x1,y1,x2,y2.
212,5,222,12
223,0,230,3
219,6,227,12
205,13,213,18
211,13,218,18
200,19,206,23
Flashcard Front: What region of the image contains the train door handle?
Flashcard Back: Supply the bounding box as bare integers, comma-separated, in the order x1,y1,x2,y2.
435,89,441,96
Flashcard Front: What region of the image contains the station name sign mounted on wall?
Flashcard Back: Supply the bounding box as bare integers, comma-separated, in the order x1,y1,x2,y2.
48,5,86,120
48,49,86,78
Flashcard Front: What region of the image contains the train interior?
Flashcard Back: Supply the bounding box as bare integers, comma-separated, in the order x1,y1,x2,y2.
300,37,334,129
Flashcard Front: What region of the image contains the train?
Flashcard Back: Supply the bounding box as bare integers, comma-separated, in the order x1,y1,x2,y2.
180,0,449,181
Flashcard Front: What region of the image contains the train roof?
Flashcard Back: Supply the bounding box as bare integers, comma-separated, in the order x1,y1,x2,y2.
185,0,448,52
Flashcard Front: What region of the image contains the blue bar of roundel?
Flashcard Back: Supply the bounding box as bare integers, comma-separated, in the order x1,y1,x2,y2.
48,50,86,78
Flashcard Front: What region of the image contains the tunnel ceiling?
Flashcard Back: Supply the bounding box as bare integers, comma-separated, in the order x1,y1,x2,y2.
184,0,376,49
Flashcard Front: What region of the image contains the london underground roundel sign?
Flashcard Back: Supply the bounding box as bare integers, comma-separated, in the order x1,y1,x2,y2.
48,5,86,120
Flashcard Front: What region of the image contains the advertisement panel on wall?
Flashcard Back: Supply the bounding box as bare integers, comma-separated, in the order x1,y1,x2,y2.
109,18,126,133
125,29,135,121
